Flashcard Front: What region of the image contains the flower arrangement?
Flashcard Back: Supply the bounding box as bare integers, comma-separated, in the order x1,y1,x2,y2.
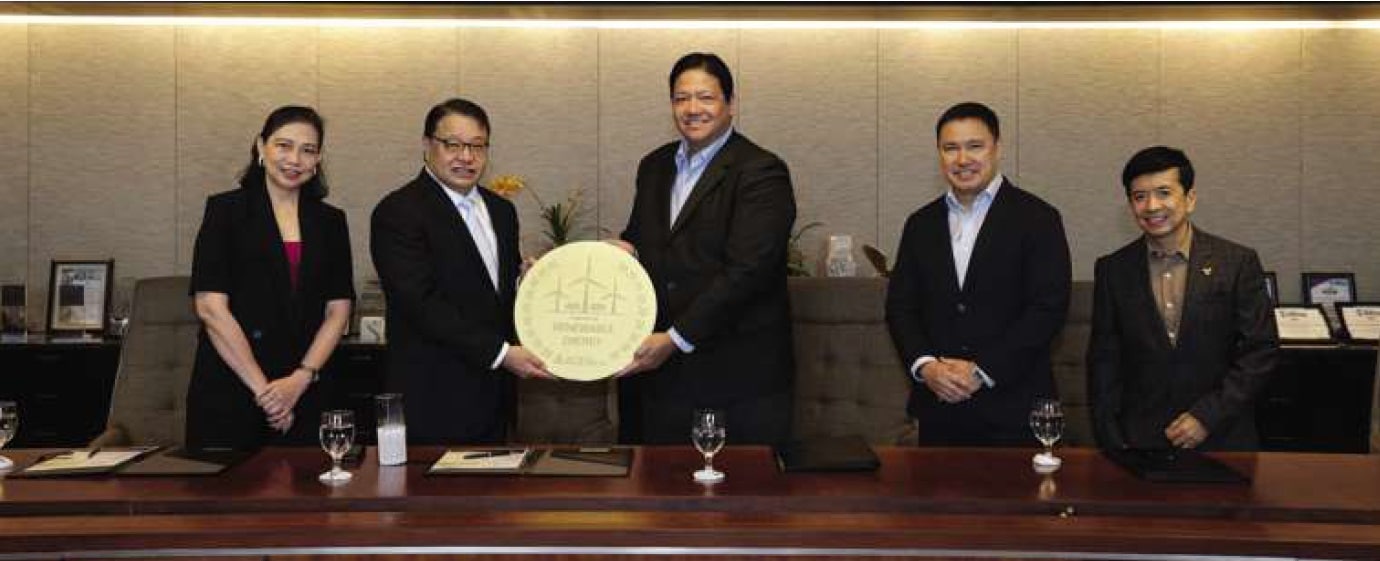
488,174,584,247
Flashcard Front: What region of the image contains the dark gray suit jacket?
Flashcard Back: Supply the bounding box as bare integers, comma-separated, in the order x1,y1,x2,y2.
1087,228,1279,451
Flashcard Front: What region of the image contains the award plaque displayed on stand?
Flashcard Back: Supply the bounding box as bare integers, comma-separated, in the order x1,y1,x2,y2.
515,242,657,381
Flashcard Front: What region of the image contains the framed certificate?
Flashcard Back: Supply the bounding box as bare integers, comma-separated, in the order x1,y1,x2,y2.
1302,272,1355,334
1273,305,1334,343
1,284,24,335
46,259,114,336
1262,271,1278,305
1337,303,1380,342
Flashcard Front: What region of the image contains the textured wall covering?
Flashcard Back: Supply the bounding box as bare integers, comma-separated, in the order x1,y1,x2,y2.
3,25,1380,329
0,25,27,287
741,30,879,273
878,29,1018,264
28,25,176,327
461,28,599,254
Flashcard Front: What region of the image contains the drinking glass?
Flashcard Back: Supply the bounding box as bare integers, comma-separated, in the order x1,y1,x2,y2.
0,401,16,470
318,409,355,484
1029,398,1064,470
691,408,726,483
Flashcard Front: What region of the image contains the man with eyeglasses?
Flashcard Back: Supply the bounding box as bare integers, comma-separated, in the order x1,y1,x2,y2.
614,53,798,445
371,98,552,445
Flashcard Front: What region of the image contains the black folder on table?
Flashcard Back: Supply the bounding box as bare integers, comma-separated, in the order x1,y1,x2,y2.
527,447,633,477
774,435,880,473
118,447,253,476
1103,447,1250,484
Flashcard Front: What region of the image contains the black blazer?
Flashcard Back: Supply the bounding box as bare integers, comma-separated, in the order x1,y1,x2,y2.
1087,228,1278,451
187,181,355,447
370,171,521,444
886,180,1071,444
620,132,797,403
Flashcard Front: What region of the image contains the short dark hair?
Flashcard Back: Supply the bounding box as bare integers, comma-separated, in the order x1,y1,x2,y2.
1121,146,1195,195
424,98,491,139
242,105,328,200
935,102,1000,143
669,52,735,102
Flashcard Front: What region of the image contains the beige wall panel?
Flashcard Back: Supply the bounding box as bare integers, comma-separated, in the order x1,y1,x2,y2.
1300,115,1380,301
878,30,1017,266
0,25,27,288
459,28,598,256
1161,30,1302,302
1017,30,1160,280
740,30,877,275
596,29,738,242
1302,30,1380,117
176,26,318,273
318,27,458,285
29,25,175,329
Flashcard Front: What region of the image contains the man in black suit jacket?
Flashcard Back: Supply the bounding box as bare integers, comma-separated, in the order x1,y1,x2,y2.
886,102,1072,446
371,98,552,445
1087,146,1278,451
616,53,797,445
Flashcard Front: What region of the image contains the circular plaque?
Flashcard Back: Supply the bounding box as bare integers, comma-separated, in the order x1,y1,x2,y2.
515,241,657,381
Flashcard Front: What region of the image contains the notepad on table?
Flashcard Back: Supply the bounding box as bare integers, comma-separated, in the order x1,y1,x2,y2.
18,446,158,477
428,448,531,474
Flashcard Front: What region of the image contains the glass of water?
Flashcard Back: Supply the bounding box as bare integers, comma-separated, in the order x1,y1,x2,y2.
318,409,355,484
691,408,726,483
1030,398,1064,470
0,401,16,470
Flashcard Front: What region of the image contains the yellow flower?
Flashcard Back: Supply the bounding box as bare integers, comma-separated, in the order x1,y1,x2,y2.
487,174,526,198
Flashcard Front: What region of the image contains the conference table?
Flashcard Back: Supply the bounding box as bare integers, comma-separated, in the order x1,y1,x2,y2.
1,445,1379,560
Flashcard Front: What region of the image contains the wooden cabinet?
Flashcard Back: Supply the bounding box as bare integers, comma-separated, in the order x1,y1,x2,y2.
1258,344,1377,453
0,337,119,447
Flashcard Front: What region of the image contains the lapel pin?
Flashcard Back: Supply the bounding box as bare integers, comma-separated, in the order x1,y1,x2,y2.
1201,265,1213,277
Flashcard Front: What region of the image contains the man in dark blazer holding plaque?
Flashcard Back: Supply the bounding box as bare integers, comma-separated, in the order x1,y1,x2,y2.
371,98,551,445
616,53,797,445
886,102,1072,446
1087,146,1277,451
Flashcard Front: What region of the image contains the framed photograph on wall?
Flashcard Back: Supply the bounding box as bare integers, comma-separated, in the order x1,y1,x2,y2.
1262,271,1278,305
46,259,114,336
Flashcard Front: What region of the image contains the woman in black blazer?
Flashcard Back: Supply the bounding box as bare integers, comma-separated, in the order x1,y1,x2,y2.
187,106,355,449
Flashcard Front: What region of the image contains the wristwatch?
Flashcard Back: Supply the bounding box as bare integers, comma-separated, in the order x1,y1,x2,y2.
299,364,320,384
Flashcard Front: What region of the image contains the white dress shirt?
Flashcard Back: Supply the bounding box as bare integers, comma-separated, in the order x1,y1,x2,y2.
909,174,1004,388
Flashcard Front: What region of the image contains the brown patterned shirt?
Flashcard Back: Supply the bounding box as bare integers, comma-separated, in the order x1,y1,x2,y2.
1147,226,1193,347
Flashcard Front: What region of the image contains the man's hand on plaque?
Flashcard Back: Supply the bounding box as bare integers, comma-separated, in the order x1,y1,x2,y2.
517,255,537,285
616,332,676,377
605,239,637,257
502,346,556,380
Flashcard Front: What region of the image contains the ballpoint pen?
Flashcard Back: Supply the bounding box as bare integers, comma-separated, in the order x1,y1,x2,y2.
462,450,521,460
86,447,101,459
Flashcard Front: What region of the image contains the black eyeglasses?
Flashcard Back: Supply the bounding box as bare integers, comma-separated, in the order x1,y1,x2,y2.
430,136,489,157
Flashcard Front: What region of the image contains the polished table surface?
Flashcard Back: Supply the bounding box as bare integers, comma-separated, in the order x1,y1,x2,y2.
2,445,1380,559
